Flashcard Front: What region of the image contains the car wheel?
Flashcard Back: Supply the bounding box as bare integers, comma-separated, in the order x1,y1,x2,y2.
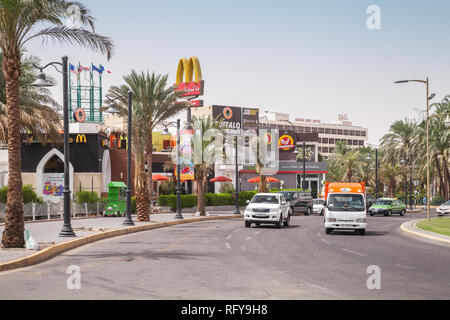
320,209,324,216
326,228,333,235
370,213,374,217
359,229,366,236
245,221,251,228
275,215,282,229
400,209,405,216
284,213,290,227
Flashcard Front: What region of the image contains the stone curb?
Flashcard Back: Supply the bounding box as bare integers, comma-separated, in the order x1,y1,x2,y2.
0,215,241,273
400,219,450,246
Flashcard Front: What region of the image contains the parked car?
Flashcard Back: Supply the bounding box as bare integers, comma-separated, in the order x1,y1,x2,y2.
244,193,291,228
436,200,450,216
277,191,313,215
368,198,406,216
313,199,325,215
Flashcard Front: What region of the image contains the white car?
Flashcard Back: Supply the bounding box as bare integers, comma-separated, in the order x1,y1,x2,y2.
313,199,325,215
244,193,290,228
437,200,450,216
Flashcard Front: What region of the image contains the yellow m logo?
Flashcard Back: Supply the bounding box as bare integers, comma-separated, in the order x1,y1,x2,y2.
176,56,202,85
76,134,87,144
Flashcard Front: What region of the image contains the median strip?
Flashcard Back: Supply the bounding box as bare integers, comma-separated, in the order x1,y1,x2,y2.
0,215,241,273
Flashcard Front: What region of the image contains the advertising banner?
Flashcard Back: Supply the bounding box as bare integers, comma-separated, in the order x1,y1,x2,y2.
212,105,242,135
42,173,64,202
175,129,195,181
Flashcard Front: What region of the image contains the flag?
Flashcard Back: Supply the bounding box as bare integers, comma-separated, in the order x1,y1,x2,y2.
69,63,76,74
78,65,89,72
92,64,104,74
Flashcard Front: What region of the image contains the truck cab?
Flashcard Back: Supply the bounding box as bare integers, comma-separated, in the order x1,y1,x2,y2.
324,182,367,235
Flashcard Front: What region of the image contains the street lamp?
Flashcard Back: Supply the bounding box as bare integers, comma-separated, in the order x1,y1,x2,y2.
103,92,135,226
367,143,379,200
162,121,184,219
293,142,307,190
395,78,435,221
31,56,75,237
400,158,408,206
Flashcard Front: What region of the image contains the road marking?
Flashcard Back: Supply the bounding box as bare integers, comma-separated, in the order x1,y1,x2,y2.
321,239,330,244
318,232,322,237
254,231,262,235
226,243,231,249
342,248,365,257
395,264,416,270
242,246,246,251
246,237,252,241
233,229,242,234
226,234,232,240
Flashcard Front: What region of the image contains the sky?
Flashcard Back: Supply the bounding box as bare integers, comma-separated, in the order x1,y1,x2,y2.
25,0,450,145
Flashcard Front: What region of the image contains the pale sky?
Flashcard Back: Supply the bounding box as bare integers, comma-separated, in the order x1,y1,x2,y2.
25,0,450,145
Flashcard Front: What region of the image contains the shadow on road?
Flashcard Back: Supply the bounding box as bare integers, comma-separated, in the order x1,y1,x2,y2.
330,230,389,237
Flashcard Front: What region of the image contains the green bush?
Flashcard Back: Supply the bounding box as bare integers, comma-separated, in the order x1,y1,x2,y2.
239,191,257,206
204,193,234,206
0,185,43,204
432,196,445,206
218,181,235,194
131,196,137,213
76,191,100,204
159,195,198,211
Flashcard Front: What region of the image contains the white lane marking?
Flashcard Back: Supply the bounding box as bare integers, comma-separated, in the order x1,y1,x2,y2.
226,234,232,240
254,231,262,235
246,237,252,241
321,239,330,244
226,243,231,249
318,232,322,237
242,246,246,251
342,248,365,257
233,229,243,234
395,264,416,270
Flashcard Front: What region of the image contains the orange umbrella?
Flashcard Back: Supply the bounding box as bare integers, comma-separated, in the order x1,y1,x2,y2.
248,177,280,183
152,174,169,181
210,176,233,183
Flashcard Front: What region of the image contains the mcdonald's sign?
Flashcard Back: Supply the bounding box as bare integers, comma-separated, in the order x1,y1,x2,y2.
76,134,87,144
175,56,205,98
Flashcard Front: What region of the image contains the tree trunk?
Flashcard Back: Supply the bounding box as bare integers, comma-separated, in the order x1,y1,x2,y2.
146,132,153,214
2,52,24,248
435,155,447,200
259,175,268,193
347,168,352,183
443,155,450,200
135,158,150,222
197,166,206,216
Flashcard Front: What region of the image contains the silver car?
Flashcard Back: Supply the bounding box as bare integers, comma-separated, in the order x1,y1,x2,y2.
437,200,450,216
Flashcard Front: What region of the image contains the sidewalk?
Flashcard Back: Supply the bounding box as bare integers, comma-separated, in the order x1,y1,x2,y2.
401,219,450,247
0,211,238,266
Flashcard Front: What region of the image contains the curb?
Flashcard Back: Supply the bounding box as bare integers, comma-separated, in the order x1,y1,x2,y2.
400,219,450,246
0,215,241,273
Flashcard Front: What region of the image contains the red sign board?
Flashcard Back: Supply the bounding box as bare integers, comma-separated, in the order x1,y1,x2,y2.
175,81,205,98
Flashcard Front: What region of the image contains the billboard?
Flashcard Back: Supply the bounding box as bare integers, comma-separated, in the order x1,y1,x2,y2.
242,108,259,133
174,129,195,181
212,105,242,135
175,57,205,99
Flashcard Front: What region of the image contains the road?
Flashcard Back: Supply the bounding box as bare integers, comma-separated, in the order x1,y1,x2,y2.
0,210,449,300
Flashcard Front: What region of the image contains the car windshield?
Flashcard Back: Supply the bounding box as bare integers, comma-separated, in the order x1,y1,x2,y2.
375,200,392,206
278,192,294,200
251,195,280,204
314,200,324,205
444,200,450,206
328,194,365,212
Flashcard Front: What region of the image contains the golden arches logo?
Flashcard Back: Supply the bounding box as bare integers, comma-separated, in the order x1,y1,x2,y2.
76,134,87,144
176,56,202,85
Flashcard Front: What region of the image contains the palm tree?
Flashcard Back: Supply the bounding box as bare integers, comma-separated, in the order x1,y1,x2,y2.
108,71,188,222
380,119,416,164
0,0,113,248
0,54,62,144
380,163,404,197
191,116,224,216
329,141,362,182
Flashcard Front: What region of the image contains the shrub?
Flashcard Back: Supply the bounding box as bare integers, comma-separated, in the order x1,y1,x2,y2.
239,191,257,206
0,185,43,204
219,181,235,194
159,195,198,211
131,196,137,213
432,196,445,206
205,193,234,206
76,191,100,204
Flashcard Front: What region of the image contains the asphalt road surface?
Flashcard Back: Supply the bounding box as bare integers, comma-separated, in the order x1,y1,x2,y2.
0,210,448,300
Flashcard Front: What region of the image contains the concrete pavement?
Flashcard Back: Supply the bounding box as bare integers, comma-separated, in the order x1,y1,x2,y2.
0,212,239,265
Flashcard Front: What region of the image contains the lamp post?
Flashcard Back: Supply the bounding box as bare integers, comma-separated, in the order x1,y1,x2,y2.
367,143,380,200
395,78,435,221
400,158,408,206
234,135,240,215
162,121,184,219
103,92,135,226
31,56,75,237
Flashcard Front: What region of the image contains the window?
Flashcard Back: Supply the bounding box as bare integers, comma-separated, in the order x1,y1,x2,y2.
322,138,329,144
359,140,364,146
347,140,353,145
350,130,355,136
318,128,324,133
331,129,337,134
312,127,318,133
353,140,358,145
298,126,304,132
322,147,329,153
361,131,367,137
318,147,322,152
338,130,343,135
344,130,349,135
329,147,335,153
355,131,361,136
305,127,311,133
329,138,335,144
325,128,331,134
